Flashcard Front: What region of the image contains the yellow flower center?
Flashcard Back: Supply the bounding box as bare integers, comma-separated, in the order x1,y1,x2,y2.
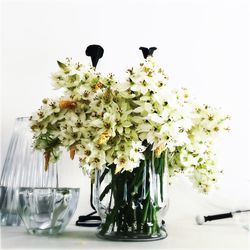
95,82,103,90
97,131,111,145
155,145,165,158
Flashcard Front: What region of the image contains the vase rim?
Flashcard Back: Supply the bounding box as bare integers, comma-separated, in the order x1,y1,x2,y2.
17,187,80,191
16,117,29,121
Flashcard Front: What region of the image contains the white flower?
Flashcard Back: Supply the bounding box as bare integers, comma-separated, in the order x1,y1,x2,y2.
130,141,146,162
31,56,230,193
114,155,139,174
147,113,164,124
133,102,153,114
89,150,106,170
112,81,130,92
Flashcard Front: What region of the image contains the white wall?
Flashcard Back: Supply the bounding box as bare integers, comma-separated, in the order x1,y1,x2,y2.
1,0,250,219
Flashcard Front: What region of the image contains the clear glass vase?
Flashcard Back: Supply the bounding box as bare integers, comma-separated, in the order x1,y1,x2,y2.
0,117,58,226
94,147,169,241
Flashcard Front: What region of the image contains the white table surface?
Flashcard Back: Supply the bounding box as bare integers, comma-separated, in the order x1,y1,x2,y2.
1,218,249,250
1,181,250,250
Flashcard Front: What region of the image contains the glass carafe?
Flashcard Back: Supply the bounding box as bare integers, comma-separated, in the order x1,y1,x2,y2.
0,117,58,226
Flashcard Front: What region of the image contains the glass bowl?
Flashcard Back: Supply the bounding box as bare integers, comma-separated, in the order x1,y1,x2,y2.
17,187,79,235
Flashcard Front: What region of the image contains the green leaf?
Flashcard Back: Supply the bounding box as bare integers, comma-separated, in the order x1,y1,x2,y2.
57,61,67,69
34,134,61,152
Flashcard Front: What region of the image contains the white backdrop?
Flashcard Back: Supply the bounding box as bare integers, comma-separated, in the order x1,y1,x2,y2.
1,0,250,220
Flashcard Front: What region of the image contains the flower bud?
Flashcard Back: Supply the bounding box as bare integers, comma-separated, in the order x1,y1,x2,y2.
44,151,51,171
69,145,76,160
59,100,76,109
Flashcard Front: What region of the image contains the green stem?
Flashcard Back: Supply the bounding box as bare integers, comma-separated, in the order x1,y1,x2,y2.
100,166,111,183
142,190,150,224
99,147,166,237
160,151,165,201
99,183,111,201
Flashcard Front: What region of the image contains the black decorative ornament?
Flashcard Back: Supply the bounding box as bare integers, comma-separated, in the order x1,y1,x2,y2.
75,45,104,228
85,44,104,68
139,47,157,59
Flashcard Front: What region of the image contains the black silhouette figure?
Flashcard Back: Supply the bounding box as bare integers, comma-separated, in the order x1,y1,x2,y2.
139,47,157,59
85,44,104,68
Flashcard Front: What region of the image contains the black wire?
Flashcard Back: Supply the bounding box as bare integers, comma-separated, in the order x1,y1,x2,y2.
75,182,101,227
89,182,96,211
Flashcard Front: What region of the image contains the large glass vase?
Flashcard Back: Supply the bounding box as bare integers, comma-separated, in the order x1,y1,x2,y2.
0,117,58,226
94,147,169,241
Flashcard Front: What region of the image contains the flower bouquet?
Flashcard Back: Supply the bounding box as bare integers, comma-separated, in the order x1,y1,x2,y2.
30,45,229,241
